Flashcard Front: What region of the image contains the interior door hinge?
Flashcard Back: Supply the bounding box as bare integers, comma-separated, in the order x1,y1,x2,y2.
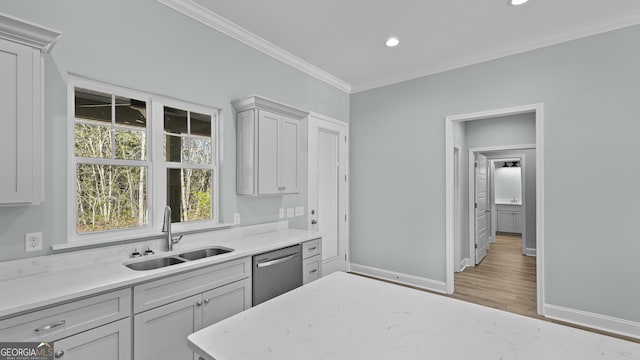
345,174,347,182
475,161,478,168
475,244,478,249
345,136,347,143
345,214,347,222
475,203,478,209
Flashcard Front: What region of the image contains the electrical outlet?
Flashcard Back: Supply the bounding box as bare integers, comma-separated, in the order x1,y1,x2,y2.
234,213,241,225
279,208,285,219
295,206,305,216
286,208,294,218
25,232,43,252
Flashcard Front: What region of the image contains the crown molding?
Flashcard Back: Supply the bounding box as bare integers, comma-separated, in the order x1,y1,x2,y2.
232,95,309,120
351,9,640,93
0,12,61,53
158,0,351,94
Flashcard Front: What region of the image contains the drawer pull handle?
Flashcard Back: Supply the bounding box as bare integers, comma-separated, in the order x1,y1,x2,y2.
308,246,317,251
55,350,64,358
309,269,318,274
35,320,65,333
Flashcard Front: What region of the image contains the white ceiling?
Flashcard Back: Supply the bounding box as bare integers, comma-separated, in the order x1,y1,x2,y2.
178,0,640,93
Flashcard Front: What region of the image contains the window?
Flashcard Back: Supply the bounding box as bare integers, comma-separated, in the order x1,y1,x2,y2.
69,79,219,242
162,104,217,224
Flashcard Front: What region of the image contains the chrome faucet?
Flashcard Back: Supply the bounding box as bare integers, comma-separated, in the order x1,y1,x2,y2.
162,206,183,251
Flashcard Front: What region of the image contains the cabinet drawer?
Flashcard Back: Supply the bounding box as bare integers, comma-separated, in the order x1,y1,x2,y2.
302,239,321,259
303,256,321,285
0,288,131,342
133,257,251,313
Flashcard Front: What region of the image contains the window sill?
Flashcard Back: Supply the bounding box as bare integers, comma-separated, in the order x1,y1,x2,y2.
51,222,234,251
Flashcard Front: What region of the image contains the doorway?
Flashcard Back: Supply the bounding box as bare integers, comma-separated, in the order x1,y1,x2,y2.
445,103,545,316
308,114,349,275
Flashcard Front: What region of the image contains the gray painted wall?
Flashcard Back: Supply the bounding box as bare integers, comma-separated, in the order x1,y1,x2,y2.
351,25,640,322
456,114,536,263
0,0,349,261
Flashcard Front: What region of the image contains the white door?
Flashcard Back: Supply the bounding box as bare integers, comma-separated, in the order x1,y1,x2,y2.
308,115,348,275
475,154,490,264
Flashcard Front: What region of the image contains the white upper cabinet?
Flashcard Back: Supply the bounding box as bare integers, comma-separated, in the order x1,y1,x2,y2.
233,95,308,195
0,13,61,205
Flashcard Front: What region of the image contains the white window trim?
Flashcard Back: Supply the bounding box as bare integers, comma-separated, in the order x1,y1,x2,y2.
65,76,222,246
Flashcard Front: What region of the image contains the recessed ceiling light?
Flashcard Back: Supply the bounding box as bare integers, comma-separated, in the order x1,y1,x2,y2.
509,0,529,5
385,37,399,47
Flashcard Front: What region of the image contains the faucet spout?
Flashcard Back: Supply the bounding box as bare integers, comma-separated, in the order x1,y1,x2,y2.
163,206,183,251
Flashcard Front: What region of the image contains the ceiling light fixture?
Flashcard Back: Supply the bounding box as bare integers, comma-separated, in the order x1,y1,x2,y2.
509,0,529,6
385,37,399,47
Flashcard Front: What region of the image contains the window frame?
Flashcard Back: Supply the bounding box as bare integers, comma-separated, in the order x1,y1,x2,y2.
67,77,221,244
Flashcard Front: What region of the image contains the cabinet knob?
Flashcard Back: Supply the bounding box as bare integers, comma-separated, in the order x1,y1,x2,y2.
196,301,203,306
204,298,210,304
55,350,65,358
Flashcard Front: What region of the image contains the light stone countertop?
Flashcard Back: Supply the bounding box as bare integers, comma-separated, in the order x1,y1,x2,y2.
0,224,321,319
189,272,640,360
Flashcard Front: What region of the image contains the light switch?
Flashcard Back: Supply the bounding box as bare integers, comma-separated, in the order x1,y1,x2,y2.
234,213,241,224
279,208,285,219
286,208,294,218
295,206,304,216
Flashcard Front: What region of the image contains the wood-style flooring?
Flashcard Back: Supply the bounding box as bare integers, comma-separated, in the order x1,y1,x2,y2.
452,233,537,317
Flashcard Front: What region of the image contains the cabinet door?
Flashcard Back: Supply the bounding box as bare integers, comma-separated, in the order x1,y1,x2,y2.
53,318,131,360
134,295,201,360
200,278,251,329
279,117,299,194
0,38,34,204
257,110,280,194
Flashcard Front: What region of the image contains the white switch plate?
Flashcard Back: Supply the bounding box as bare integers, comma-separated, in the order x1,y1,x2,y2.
286,208,294,218
295,206,305,216
234,213,241,224
25,232,43,252
279,208,285,219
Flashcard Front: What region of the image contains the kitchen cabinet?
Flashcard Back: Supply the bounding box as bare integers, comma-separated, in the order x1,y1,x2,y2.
0,288,131,358
302,238,322,284
52,318,131,360
0,14,60,205
233,95,308,196
133,258,251,360
497,204,523,234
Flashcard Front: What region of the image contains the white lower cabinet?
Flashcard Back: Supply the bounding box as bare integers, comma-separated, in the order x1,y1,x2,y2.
497,205,524,234
54,318,131,360
302,239,322,285
132,260,251,360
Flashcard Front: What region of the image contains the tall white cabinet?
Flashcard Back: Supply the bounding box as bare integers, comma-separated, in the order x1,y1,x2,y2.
0,13,61,205
233,96,308,195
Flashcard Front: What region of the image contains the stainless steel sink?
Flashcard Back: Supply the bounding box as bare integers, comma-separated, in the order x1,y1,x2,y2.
178,247,233,261
125,256,186,271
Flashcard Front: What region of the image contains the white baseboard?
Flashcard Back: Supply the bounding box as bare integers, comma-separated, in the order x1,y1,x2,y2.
525,248,536,256
544,304,640,339
349,263,447,294
458,258,471,272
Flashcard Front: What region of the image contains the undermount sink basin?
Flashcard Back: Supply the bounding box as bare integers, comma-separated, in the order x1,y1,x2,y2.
178,247,233,261
125,256,185,271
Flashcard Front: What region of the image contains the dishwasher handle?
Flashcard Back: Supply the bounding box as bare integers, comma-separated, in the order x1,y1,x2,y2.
256,254,299,268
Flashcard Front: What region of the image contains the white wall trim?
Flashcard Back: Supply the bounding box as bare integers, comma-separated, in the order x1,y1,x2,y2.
157,0,351,93
525,248,537,257
544,304,640,340
0,12,62,53
349,263,447,294
459,258,471,272
445,103,545,316
351,10,640,93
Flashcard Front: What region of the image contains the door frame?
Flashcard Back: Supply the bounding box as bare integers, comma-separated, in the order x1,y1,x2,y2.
445,103,545,316
307,112,350,272
470,149,530,262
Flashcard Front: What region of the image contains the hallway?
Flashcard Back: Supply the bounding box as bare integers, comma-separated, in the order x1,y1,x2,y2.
452,233,537,317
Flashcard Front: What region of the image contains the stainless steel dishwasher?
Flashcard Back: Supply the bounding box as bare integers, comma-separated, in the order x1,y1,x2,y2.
252,244,302,306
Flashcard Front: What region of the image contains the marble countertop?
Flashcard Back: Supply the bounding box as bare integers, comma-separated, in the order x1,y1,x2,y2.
0,224,321,319
189,272,639,360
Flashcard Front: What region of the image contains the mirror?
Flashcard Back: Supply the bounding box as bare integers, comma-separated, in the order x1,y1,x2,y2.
494,161,522,204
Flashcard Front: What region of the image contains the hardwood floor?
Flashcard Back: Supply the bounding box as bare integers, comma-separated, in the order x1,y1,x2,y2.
452,233,537,317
